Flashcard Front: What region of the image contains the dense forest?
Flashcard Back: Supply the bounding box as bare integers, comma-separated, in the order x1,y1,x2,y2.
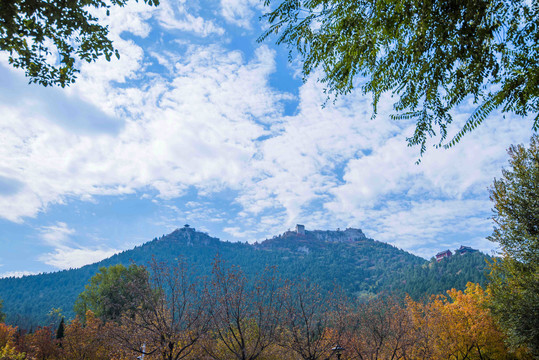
0,226,491,327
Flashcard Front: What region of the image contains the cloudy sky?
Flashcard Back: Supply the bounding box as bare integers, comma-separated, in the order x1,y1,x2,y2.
0,0,534,277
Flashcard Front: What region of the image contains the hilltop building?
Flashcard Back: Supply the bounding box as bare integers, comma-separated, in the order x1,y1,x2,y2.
295,224,305,235
455,245,479,255
436,250,452,261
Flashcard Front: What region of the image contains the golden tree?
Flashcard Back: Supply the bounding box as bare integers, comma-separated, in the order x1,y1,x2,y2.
0,323,24,360
406,283,517,360
60,311,125,360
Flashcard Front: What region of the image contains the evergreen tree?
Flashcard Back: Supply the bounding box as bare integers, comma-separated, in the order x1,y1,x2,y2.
56,318,65,340
487,135,539,357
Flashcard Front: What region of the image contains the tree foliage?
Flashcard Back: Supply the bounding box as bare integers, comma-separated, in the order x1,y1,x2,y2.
489,135,539,264
0,322,25,360
205,261,284,360
74,264,149,322
58,311,122,360
25,326,60,360
488,135,539,357
261,0,539,154
279,281,344,360
55,318,64,340
0,279,528,360
344,296,414,360
0,344,25,360
0,299,5,323
0,0,159,87
113,259,212,360
0,323,17,352
406,283,514,360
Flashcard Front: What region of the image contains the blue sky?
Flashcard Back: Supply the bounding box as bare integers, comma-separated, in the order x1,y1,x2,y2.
0,0,534,277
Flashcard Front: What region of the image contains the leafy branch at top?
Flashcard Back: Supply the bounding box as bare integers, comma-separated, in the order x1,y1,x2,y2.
0,0,159,87
260,0,539,155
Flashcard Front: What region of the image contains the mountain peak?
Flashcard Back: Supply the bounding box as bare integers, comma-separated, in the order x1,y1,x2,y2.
157,225,220,247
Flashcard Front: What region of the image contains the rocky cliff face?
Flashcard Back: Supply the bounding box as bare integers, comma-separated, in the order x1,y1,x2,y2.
308,228,367,242
259,226,369,251
279,227,367,242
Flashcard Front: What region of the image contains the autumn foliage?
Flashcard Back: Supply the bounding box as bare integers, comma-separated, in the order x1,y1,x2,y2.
406,283,518,360
0,261,529,360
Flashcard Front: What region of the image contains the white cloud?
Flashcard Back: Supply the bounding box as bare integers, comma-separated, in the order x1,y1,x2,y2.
362,199,493,254
39,222,75,247
0,271,39,279
157,0,225,36
220,73,532,254
223,226,257,239
37,222,120,269
95,0,155,38
234,77,402,227
220,0,263,28
0,42,285,221
40,247,120,270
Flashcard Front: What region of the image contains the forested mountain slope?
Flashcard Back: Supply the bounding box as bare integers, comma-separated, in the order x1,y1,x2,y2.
0,226,491,327
396,252,492,299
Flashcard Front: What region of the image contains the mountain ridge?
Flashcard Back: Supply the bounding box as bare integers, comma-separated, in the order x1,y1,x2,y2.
0,225,490,327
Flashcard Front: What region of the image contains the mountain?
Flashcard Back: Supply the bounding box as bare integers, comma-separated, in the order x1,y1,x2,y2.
398,250,492,298
0,225,491,327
